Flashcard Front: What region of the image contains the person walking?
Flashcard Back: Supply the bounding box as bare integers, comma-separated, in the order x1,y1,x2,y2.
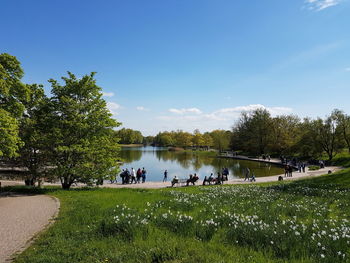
136,168,142,183
141,167,147,183
244,167,250,181
163,170,168,182
131,168,137,184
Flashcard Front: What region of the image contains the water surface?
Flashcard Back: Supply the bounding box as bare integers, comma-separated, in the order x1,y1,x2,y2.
120,147,283,182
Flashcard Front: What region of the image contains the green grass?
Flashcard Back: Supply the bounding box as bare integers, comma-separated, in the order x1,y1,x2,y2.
8,168,350,263
331,152,350,168
308,165,320,171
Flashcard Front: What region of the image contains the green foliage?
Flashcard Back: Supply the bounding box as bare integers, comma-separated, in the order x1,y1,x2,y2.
308,165,320,171
15,84,51,185
47,72,121,189
0,53,30,118
0,53,30,158
232,108,273,155
210,129,231,150
115,128,143,144
0,109,22,157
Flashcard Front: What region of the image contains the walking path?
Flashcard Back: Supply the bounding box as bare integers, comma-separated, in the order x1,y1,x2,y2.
0,194,60,263
101,165,340,189
0,166,341,190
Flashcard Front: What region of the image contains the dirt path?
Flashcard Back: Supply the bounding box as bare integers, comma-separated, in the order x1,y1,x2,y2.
0,194,59,263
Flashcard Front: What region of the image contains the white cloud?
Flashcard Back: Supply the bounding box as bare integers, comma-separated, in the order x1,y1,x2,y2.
107,102,120,115
136,106,149,111
102,92,115,97
345,67,350,71
305,0,341,11
168,108,202,115
156,104,293,133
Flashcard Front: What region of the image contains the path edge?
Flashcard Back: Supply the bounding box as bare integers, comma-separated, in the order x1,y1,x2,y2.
7,195,61,263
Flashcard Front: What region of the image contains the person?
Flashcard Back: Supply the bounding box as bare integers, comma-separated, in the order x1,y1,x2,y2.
124,168,130,184
288,165,293,177
141,167,147,183
208,173,214,185
136,168,142,183
284,165,289,177
250,172,256,182
215,172,222,185
244,168,250,181
120,169,126,184
186,174,193,186
302,163,306,173
163,170,168,182
202,176,208,185
298,163,302,173
131,168,137,184
171,176,179,187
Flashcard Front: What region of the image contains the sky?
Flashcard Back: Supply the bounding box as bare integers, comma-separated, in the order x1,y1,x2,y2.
1,0,350,136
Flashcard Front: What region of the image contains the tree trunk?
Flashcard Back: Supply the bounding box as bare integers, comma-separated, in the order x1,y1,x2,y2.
24,178,35,186
61,181,72,190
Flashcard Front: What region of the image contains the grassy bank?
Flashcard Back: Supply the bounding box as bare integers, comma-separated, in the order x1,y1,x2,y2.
120,144,144,147
11,169,350,263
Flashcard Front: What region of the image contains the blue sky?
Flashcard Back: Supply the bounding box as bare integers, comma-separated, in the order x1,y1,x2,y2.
1,0,350,135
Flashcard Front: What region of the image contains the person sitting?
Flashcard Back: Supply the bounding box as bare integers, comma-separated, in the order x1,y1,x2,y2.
171,176,179,187
186,173,199,186
215,172,222,185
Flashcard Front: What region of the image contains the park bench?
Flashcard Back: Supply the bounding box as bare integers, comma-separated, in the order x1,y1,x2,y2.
171,178,189,187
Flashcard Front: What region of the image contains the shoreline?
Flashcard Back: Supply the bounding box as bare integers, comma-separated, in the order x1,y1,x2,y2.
0,166,341,190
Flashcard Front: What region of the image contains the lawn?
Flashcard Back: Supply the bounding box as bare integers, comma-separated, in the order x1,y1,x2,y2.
10,168,350,263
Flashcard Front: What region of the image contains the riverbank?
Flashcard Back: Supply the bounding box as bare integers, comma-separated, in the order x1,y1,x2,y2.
0,165,341,190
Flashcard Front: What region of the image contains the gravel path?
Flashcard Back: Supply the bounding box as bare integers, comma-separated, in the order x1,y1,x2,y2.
0,194,59,263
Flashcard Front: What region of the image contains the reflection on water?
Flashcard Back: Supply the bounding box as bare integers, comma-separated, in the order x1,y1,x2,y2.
120,146,284,182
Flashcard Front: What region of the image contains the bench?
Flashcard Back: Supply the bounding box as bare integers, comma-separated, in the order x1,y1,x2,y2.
171,178,189,187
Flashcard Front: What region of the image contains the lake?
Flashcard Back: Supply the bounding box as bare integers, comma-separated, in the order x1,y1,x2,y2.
120,146,284,182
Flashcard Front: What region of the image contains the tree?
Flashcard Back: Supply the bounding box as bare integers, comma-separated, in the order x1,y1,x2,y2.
116,128,143,144
16,84,51,186
232,109,272,155
269,115,300,155
48,72,121,189
332,109,350,153
0,53,30,157
313,116,343,161
210,130,231,151
173,130,193,148
192,129,205,147
0,109,21,157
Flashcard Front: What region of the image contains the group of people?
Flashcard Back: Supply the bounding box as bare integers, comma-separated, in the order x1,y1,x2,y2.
243,167,256,182
119,167,147,184
284,165,294,177
202,172,227,185
170,168,230,187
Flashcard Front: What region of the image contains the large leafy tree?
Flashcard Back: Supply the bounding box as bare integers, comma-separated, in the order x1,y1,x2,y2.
332,109,350,153
0,53,30,157
233,109,272,155
16,84,51,185
48,72,121,189
0,109,22,157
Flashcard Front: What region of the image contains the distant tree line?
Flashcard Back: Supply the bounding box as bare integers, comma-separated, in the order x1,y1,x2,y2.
152,129,232,151
137,108,350,161
0,53,121,189
231,108,350,160
115,128,143,144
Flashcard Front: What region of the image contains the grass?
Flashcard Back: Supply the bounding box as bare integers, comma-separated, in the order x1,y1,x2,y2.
7,168,350,263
